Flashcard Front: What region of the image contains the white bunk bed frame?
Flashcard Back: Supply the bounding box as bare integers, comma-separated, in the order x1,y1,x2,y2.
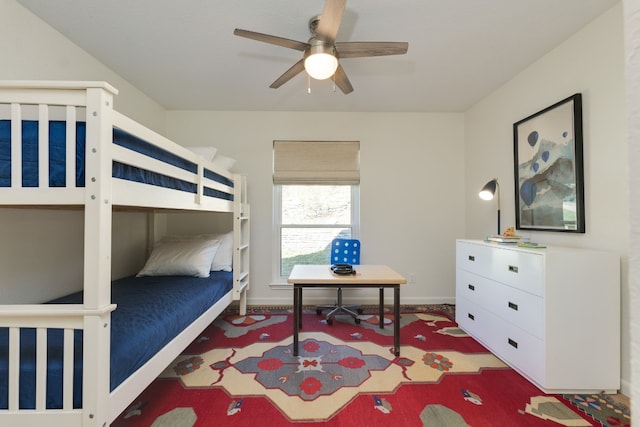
0,81,250,426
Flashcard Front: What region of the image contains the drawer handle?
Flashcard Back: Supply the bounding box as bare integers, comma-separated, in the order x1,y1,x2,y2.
508,301,518,311
508,338,518,349
467,313,475,320
508,265,519,273
468,284,475,291
468,255,475,261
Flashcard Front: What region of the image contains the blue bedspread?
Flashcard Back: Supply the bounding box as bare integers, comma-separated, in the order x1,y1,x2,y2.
0,272,232,409
0,120,233,200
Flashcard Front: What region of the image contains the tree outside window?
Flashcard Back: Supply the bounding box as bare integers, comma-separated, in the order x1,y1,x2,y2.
276,185,359,278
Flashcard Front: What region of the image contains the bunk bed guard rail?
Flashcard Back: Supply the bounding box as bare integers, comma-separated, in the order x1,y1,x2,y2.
0,80,235,211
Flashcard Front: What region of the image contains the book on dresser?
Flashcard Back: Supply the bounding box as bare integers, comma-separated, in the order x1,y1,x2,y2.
455,239,620,394
485,235,522,243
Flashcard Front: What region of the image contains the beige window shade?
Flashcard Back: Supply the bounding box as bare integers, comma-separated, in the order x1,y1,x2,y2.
273,140,360,185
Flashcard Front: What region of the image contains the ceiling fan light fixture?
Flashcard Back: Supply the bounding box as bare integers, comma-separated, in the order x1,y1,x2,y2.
234,0,408,93
305,53,338,80
304,41,338,80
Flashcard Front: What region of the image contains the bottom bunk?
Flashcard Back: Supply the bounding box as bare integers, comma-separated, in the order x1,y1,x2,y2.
1,272,232,409
0,271,237,425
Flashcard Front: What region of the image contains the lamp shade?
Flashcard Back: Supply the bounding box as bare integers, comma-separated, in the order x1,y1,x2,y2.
479,179,498,200
304,54,338,79
304,41,338,80
479,178,501,235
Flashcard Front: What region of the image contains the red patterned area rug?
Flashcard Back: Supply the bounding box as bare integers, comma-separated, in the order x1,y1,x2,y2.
112,306,629,427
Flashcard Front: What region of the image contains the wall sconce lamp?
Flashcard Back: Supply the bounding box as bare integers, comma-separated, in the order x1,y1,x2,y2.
479,178,501,235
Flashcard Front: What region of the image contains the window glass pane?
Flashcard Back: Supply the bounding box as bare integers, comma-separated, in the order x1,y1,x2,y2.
282,185,351,225
281,227,351,277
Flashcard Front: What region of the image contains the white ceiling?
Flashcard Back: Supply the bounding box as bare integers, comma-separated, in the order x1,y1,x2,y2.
17,0,619,112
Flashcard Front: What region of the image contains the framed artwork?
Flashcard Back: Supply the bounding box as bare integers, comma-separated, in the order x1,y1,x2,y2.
513,93,585,232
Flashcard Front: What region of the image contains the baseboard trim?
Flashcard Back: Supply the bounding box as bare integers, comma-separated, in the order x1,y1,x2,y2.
243,296,455,306
619,378,631,397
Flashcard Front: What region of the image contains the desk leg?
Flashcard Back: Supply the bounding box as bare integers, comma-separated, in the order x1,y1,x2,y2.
393,285,400,356
379,287,384,329
293,285,300,356
298,287,303,329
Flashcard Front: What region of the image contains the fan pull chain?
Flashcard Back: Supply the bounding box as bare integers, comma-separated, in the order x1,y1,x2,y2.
307,74,311,94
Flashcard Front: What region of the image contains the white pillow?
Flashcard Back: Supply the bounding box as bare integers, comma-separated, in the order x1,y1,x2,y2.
159,231,234,272
137,238,220,278
211,154,236,170
184,146,217,161
210,230,234,272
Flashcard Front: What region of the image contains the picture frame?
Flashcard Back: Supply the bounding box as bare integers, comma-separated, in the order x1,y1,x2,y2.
513,93,585,233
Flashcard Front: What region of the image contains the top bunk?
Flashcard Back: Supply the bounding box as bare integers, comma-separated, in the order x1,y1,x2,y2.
0,80,237,212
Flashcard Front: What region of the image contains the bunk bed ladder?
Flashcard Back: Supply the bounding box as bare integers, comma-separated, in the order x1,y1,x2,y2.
233,174,250,315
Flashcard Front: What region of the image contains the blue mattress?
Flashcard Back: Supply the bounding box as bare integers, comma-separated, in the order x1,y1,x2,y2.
0,120,233,201
0,271,232,410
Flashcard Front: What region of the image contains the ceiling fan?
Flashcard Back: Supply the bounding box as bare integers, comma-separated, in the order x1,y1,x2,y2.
233,0,408,94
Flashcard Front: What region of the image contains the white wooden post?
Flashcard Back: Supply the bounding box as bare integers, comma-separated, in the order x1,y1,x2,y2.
10,103,21,188
82,85,116,427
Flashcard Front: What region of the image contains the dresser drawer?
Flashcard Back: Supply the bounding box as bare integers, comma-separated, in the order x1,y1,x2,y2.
457,268,543,338
492,283,543,339
456,241,492,275
490,248,543,296
455,295,485,338
456,269,496,312
456,241,543,296
487,319,544,385
457,298,544,385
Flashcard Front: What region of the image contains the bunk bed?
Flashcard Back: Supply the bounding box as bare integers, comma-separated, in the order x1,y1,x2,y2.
0,81,250,426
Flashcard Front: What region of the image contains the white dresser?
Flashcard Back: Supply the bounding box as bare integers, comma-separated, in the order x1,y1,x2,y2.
455,239,620,393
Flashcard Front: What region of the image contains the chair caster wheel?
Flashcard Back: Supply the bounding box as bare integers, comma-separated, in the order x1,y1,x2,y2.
355,318,361,325
316,309,322,315
327,318,333,325
357,308,364,314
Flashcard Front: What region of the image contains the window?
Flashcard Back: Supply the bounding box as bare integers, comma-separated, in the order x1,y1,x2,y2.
274,185,360,279
272,140,360,282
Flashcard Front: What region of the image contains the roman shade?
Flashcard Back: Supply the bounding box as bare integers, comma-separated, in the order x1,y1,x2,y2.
273,140,360,185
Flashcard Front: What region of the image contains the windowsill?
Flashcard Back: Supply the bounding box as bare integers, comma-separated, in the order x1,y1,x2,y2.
270,282,292,290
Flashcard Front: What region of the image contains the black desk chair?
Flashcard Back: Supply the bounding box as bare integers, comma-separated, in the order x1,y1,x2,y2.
316,239,363,325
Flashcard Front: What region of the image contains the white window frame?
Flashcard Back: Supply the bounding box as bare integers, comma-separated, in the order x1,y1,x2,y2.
272,184,360,285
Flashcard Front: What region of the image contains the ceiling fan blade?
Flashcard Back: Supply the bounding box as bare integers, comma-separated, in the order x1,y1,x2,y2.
333,63,353,94
234,28,308,51
315,0,346,43
335,41,409,58
270,59,306,88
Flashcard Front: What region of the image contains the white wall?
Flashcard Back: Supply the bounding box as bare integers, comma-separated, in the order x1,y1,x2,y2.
165,111,466,306
465,3,631,393
0,0,167,302
624,0,640,421
0,0,166,131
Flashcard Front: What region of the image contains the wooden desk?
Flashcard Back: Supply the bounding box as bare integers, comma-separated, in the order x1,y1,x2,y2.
288,264,407,356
